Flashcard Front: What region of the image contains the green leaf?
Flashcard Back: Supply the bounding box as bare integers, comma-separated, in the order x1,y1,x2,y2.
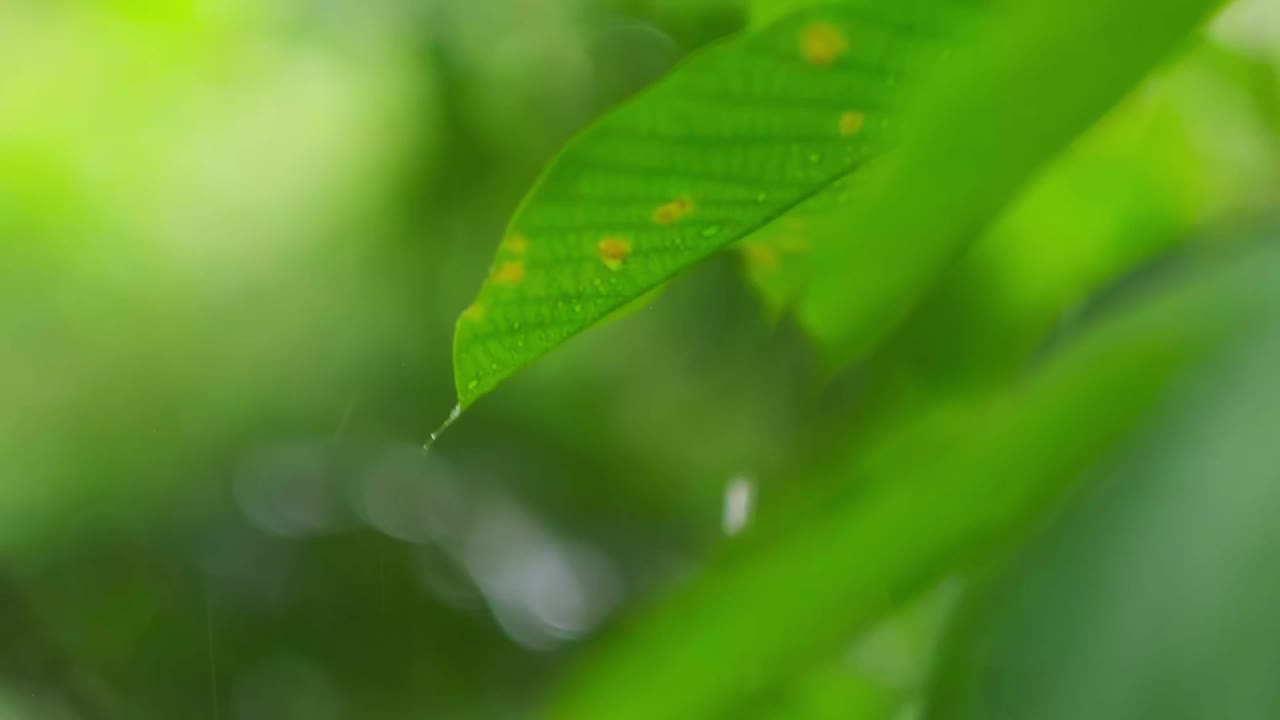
851,82,1211,421
451,2,966,407
547,241,1280,720
452,0,1222,408
741,59,1209,340
762,581,962,720
791,0,1225,360
927,255,1280,720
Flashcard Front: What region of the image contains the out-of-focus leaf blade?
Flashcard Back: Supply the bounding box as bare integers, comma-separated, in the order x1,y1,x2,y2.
928,253,1280,720
741,63,1209,343
762,580,963,720
548,242,1280,720
451,3,964,406
850,88,1210,422
791,0,1224,360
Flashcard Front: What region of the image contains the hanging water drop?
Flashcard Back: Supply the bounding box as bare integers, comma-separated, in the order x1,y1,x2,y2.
423,403,462,453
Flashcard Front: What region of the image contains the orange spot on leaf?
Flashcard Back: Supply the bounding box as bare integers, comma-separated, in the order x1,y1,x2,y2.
653,196,695,225
801,22,848,66
743,243,780,272
839,110,865,137
503,233,529,254
597,236,632,271
774,219,812,255
492,260,525,285
778,234,812,255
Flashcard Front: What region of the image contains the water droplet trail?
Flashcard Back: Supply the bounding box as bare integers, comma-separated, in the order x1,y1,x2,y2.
424,403,462,454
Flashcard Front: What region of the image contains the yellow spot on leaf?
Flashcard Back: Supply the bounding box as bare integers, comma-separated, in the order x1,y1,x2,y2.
502,233,529,254
801,22,848,66
839,110,866,137
743,243,780,272
779,234,812,254
597,236,632,271
653,196,695,225
492,260,525,285
461,303,485,322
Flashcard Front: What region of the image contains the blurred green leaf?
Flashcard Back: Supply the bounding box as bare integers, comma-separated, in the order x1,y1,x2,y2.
928,247,1280,720
878,33,1280,403
788,0,1224,362
451,2,964,407
762,580,962,720
742,62,1206,329
548,241,1280,719
848,85,1210,425
764,670,901,720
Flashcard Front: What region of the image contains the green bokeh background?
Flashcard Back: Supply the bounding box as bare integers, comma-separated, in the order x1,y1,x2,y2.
2,0,1279,718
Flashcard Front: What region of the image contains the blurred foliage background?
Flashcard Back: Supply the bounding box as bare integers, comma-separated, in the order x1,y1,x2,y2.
1,0,1279,718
